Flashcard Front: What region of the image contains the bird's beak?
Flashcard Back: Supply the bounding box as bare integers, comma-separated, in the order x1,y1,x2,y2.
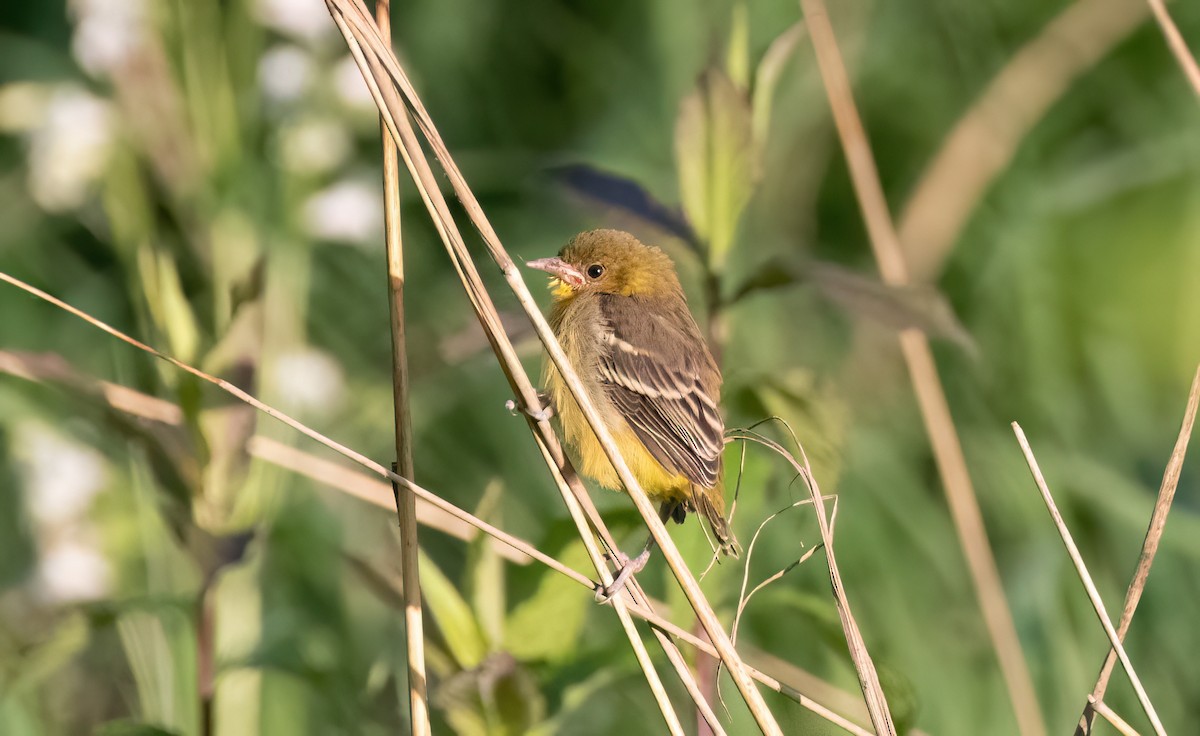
525,257,585,288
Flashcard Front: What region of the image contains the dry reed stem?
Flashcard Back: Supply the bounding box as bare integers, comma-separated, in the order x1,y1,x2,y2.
327,11,688,731
1012,423,1167,736
373,2,429,732
1076,364,1200,734
0,300,872,732
798,1,1046,733
1089,696,1143,736
1146,0,1200,97
896,0,1150,281
324,1,781,730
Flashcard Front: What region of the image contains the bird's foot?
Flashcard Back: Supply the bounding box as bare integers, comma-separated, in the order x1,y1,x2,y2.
594,547,652,603
505,392,554,422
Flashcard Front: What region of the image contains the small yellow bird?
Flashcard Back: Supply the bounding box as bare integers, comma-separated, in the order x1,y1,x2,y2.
527,229,738,592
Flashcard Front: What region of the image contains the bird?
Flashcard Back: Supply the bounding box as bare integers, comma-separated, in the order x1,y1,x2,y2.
526,229,738,597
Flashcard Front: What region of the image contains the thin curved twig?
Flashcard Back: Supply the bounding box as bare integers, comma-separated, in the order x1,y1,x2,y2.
728,425,895,734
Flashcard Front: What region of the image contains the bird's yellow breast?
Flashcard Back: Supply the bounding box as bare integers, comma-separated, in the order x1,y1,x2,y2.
545,361,692,503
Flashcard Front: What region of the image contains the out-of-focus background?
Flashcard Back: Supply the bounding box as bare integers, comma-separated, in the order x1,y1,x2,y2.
1,0,1198,734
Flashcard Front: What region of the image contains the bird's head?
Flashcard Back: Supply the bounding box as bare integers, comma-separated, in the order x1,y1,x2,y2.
526,229,682,301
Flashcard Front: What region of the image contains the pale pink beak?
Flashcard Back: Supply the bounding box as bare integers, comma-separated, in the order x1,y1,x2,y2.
526,257,585,288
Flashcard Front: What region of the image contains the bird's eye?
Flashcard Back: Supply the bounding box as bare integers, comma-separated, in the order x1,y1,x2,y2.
586,264,605,279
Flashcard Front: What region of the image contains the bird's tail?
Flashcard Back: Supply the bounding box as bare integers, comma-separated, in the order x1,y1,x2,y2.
690,488,740,558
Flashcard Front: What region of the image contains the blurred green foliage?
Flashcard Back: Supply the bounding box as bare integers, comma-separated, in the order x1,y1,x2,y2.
1,0,1199,734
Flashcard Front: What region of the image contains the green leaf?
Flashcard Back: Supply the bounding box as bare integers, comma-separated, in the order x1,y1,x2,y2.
732,259,977,354
675,68,756,271
137,245,201,365
486,657,546,736
419,551,489,670
808,262,977,355
467,480,506,649
435,653,546,736
442,706,489,736
752,22,806,149
502,540,591,662
116,609,197,734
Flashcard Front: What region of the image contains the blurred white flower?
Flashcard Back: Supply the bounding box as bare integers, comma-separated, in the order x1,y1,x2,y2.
303,178,383,244
27,86,115,212
259,44,315,104
35,535,113,603
273,348,345,414
255,0,333,43
279,116,351,174
331,55,375,112
16,424,113,605
70,0,147,77
16,423,107,526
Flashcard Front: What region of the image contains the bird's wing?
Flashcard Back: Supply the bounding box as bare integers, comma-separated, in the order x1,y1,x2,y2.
595,295,723,488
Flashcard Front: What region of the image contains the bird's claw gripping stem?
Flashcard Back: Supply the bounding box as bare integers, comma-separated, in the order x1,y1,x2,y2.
505,392,554,422
595,547,652,603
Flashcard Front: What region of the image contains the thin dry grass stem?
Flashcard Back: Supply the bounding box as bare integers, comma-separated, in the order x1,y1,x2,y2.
727,480,840,648
1089,696,1143,736
719,496,830,715
727,426,895,735
1076,363,1200,735
732,510,823,648
797,1,1045,733
1011,423,1167,736
897,0,1151,281
1146,0,1200,97
0,271,596,592
373,2,429,732
0,277,878,734
324,2,781,730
